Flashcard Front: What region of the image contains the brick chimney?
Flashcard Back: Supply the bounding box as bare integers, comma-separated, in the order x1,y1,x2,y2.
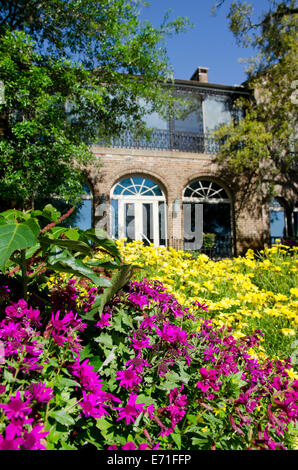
190,67,209,83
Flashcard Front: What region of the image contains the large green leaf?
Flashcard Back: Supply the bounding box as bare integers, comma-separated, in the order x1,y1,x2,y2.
51,409,75,426
47,256,112,287
81,228,121,260
0,209,25,221
86,264,135,318
24,217,40,237
41,237,92,255
0,223,38,271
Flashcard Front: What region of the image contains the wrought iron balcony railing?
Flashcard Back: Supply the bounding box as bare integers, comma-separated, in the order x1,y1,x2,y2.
98,129,221,154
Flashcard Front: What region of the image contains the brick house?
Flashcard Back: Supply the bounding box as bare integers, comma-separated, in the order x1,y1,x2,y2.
2,67,295,255
79,66,297,256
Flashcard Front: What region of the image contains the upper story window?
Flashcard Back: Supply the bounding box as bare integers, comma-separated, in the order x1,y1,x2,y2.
140,98,169,131
203,95,233,133
173,90,203,134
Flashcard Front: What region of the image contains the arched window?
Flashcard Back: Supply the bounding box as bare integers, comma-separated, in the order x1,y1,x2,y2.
111,176,166,246
183,179,232,256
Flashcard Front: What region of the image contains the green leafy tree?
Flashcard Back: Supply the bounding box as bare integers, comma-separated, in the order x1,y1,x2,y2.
0,1,190,210
212,1,298,234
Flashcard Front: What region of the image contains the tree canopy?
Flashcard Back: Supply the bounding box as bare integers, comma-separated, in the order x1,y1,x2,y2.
0,0,190,209
212,0,298,212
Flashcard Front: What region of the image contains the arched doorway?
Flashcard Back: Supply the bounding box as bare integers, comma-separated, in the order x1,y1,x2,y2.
110,176,167,246
182,179,233,256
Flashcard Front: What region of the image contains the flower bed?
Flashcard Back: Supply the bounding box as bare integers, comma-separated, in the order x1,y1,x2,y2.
109,241,298,360
0,278,297,450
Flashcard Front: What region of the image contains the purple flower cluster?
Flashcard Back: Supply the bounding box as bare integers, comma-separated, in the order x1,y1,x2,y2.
191,319,298,449
70,357,121,419
108,441,162,450
128,279,194,320
0,277,297,451
45,310,87,348
156,385,188,437
109,280,298,450
0,299,43,374
0,388,51,450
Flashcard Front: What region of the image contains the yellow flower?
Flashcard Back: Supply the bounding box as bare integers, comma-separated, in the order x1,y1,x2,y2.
286,369,298,380
281,328,296,337
290,288,298,298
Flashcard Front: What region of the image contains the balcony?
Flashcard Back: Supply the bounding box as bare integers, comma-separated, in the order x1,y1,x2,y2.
98,129,222,154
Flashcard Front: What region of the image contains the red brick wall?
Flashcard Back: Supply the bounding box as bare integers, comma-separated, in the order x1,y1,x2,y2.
87,146,273,255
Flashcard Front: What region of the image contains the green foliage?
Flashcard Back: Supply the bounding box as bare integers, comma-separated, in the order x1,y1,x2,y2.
0,2,191,209
0,205,128,303
213,1,298,195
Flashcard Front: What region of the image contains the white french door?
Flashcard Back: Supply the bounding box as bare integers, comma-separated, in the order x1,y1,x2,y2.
117,198,166,246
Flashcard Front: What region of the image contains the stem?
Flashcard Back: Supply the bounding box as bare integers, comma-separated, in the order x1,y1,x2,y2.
44,400,51,425
20,249,28,301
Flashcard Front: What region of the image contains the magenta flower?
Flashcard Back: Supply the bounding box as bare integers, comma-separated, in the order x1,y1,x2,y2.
125,356,151,374
0,426,23,450
5,299,28,319
203,344,220,363
152,442,162,450
51,329,70,346
193,300,209,311
0,391,32,420
108,444,118,450
25,383,54,403
129,331,152,352
50,311,73,331
140,315,156,332
71,358,103,393
79,391,109,419
22,424,49,450
116,369,142,389
156,323,191,347
26,306,41,324
146,404,155,419
116,393,146,426
96,312,112,329
196,368,221,394
122,441,137,450
128,293,149,309
138,443,150,450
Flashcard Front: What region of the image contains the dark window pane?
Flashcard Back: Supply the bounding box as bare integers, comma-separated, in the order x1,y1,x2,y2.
142,203,153,245
125,203,135,242
159,202,166,246
111,199,118,239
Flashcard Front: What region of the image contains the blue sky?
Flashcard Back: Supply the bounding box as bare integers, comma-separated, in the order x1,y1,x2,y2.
139,0,272,85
